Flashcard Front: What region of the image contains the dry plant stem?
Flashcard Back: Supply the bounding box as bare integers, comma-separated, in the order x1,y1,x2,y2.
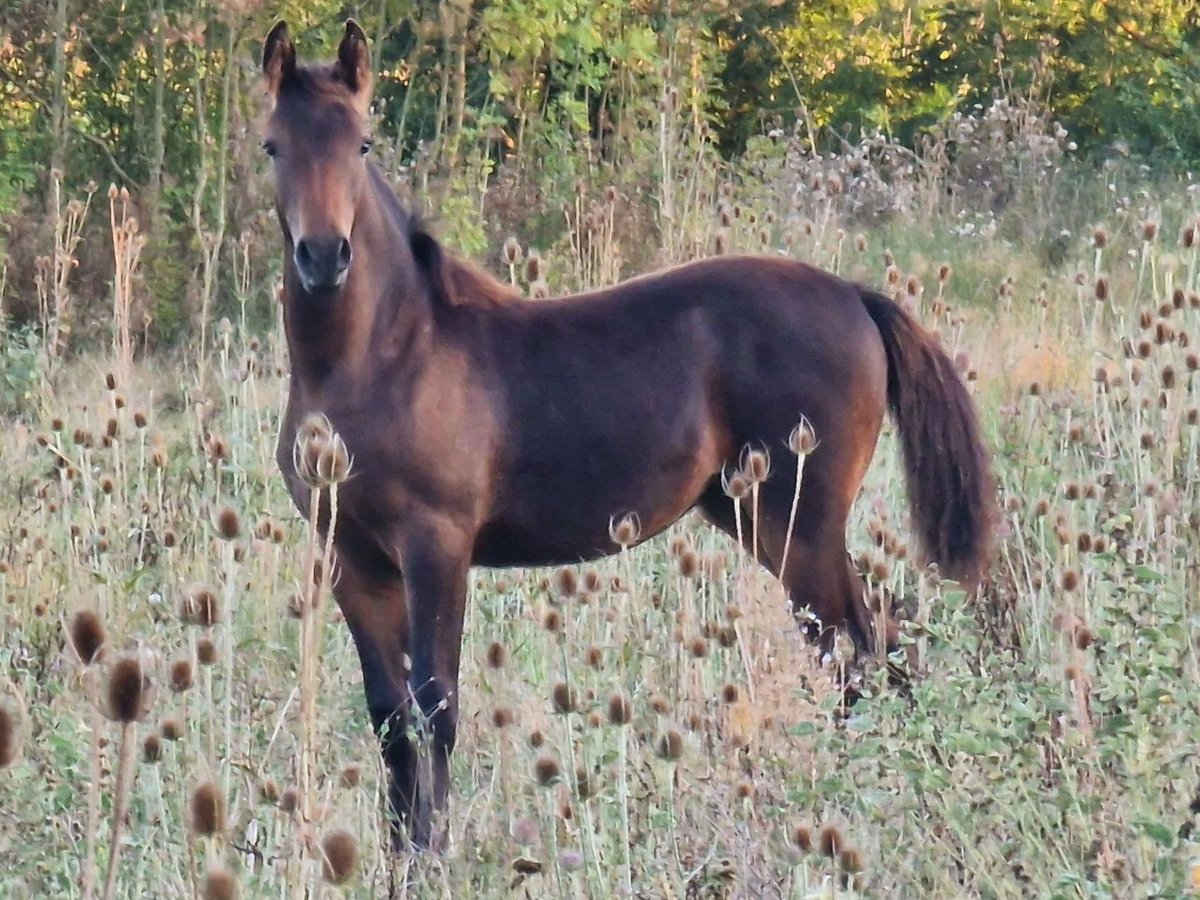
616,724,633,898
83,670,102,900
100,721,138,900
295,480,338,894
778,452,808,585
750,482,760,567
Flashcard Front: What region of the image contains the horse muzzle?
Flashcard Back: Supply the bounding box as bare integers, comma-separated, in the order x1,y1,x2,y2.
294,235,352,293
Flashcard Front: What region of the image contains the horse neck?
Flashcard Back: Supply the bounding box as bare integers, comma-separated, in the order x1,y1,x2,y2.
282,170,432,396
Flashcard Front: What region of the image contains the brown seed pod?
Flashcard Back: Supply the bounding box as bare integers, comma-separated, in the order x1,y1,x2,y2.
258,779,280,805
743,448,770,483
609,513,641,547
839,847,864,874
551,682,575,714
607,693,632,726
320,828,359,884
534,755,562,786
190,781,227,836
0,704,20,768
656,729,684,761
200,863,240,900
196,638,218,666
554,568,578,598
142,733,163,763
818,825,844,858
169,658,194,693
179,585,219,627
790,824,814,852
67,610,106,665
279,786,300,813
215,507,241,541
105,657,153,723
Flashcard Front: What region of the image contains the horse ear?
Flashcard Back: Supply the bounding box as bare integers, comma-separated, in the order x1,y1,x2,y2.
336,20,373,101
410,228,450,303
262,21,297,96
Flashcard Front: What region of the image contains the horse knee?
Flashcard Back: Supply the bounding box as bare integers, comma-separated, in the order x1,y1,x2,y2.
410,675,459,749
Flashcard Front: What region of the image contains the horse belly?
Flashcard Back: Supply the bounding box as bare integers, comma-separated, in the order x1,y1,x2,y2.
474,423,725,568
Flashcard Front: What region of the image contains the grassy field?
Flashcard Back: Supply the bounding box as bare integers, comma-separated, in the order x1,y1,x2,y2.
1,155,1199,899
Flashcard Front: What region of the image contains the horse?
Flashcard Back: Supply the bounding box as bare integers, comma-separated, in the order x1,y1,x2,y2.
261,20,993,850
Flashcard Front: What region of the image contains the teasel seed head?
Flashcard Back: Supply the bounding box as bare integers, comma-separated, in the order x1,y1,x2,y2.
0,703,20,769
723,472,750,500
67,609,106,665
196,638,218,666
320,828,359,884
491,706,514,729
818,825,844,858
502,236,522,265
161,717,184,741
257,778,280,805
279,785,299,813
656,729,684,761
190,781,227,836
1061,569,1080,592
485,640,507,669
608,512,641,548
551,681,576,714
105,656,154,723
743,447,770,483
200,863,240,900
169,658,194,693
179,585,219,627
534,755,563,786
839,847,864,874
788,416,818,455
143,733,163,763
607,693,632,726
554,567,578,598
215,506,241,541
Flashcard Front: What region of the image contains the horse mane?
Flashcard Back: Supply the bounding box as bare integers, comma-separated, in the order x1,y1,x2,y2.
406,217,521,308
361,163,520,309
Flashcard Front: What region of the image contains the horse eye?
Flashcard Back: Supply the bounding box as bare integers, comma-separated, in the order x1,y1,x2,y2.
261,140,277,158
360,139,374,156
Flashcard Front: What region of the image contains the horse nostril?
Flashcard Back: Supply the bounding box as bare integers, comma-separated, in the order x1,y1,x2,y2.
337,238,352,271
295,239,313,267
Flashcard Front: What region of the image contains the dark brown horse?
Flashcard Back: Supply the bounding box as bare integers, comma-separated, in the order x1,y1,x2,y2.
261,21,993,850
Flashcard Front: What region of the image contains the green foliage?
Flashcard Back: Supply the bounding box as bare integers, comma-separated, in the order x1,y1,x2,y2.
0,323,44,417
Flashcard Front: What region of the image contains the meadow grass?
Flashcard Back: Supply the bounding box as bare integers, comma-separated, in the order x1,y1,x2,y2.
0,162,1198,899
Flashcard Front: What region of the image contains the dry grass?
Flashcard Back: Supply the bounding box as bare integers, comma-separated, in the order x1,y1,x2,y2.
1,147,1199,899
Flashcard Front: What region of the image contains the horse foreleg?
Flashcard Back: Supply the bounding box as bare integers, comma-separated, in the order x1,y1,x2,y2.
397,521,471,850
333,555,418,851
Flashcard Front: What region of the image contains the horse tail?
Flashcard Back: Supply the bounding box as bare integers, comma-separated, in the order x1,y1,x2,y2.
859,288,994,586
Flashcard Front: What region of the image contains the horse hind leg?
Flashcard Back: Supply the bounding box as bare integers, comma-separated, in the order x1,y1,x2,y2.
697,457,880,657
